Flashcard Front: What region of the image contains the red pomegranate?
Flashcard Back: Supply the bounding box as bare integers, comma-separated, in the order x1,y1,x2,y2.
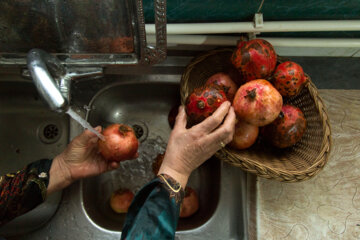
109,189,134,213
230,121,259,150
231,39,277,82
232,79,283,126
262,104,307,148
180,187,199,218
205,72,238,101
185,84,228,126
98,123,139,162
273,61,308,97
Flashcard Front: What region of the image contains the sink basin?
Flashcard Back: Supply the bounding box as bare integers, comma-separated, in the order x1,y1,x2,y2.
0,80,69,237
82,82,220,231
15,72,253,240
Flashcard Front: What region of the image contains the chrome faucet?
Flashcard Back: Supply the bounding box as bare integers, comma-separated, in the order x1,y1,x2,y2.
27,49,103,113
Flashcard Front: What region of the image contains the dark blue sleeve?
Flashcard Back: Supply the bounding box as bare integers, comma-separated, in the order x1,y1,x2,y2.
121,176,183,240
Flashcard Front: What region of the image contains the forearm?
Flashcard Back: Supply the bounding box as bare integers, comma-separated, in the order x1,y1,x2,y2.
47,155,73,196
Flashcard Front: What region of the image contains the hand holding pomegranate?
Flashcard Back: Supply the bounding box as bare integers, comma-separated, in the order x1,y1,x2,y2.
158,102,236,187
48,126,121,196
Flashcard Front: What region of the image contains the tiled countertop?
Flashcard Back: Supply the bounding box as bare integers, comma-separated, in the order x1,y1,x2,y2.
257,90,360,240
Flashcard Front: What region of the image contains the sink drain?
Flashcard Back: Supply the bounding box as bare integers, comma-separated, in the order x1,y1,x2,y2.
38,123,62,144
44,124,59,139
131,122,148,143
133,124,144,138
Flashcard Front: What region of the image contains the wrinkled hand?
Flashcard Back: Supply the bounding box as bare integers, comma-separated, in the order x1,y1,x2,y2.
158,101,236,187
47,126,119,195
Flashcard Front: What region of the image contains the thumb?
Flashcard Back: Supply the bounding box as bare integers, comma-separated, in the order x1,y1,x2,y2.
173,106,187,130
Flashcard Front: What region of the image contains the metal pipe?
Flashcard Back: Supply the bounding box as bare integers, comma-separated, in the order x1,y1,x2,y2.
146,35,360,48
146,20,360,35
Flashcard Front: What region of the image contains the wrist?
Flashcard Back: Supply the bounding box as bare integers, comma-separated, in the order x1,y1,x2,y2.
158,165,190,188
47,155,73,196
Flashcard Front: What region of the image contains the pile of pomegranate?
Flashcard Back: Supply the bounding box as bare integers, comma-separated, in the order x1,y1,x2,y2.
186,38,308,149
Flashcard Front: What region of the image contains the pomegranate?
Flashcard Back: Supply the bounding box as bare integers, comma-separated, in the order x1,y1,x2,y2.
180,187,199,218
109,189,134,213
232,79,283,126
152,152,165,175
273,61,308,97
262,104,307,148
231,38,277,82
205,72,238,101
230,121,259,150
185,84,228,126
98,123,139,162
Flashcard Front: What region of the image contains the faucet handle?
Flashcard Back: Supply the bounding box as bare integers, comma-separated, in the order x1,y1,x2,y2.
27,49,68,113
66,67,103,80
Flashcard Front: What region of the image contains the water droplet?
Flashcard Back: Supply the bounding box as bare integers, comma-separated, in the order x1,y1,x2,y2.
108,136,167,193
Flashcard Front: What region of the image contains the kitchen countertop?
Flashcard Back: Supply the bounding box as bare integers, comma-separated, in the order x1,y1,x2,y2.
257,90,360,240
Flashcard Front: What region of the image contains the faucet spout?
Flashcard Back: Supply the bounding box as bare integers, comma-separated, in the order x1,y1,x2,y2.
27,49,68,113
27,49,103,113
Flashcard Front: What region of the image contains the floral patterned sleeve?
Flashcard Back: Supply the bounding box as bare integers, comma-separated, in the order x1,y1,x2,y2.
0,159,52,226
121,174,185,240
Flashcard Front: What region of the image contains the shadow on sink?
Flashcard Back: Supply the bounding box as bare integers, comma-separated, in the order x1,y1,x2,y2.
0,80,69,237
81,81,221,231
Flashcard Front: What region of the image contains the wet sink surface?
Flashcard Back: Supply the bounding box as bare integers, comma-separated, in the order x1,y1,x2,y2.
0,80,68,237
82,82,220,231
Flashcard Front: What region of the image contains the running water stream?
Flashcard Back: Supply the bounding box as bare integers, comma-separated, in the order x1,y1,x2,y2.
66,108,105,141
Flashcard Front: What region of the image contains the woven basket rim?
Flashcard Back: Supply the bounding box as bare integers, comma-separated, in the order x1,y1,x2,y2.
181,48,332,182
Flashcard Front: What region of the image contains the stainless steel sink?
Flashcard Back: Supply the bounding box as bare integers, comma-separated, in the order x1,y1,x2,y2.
82,82,220,231
5,72,254,240
0,80,68,237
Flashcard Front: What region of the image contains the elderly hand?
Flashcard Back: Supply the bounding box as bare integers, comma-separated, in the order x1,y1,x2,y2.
47,126,119,195
158,101,236,187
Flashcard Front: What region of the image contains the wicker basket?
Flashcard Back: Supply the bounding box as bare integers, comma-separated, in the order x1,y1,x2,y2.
180,48,332,182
